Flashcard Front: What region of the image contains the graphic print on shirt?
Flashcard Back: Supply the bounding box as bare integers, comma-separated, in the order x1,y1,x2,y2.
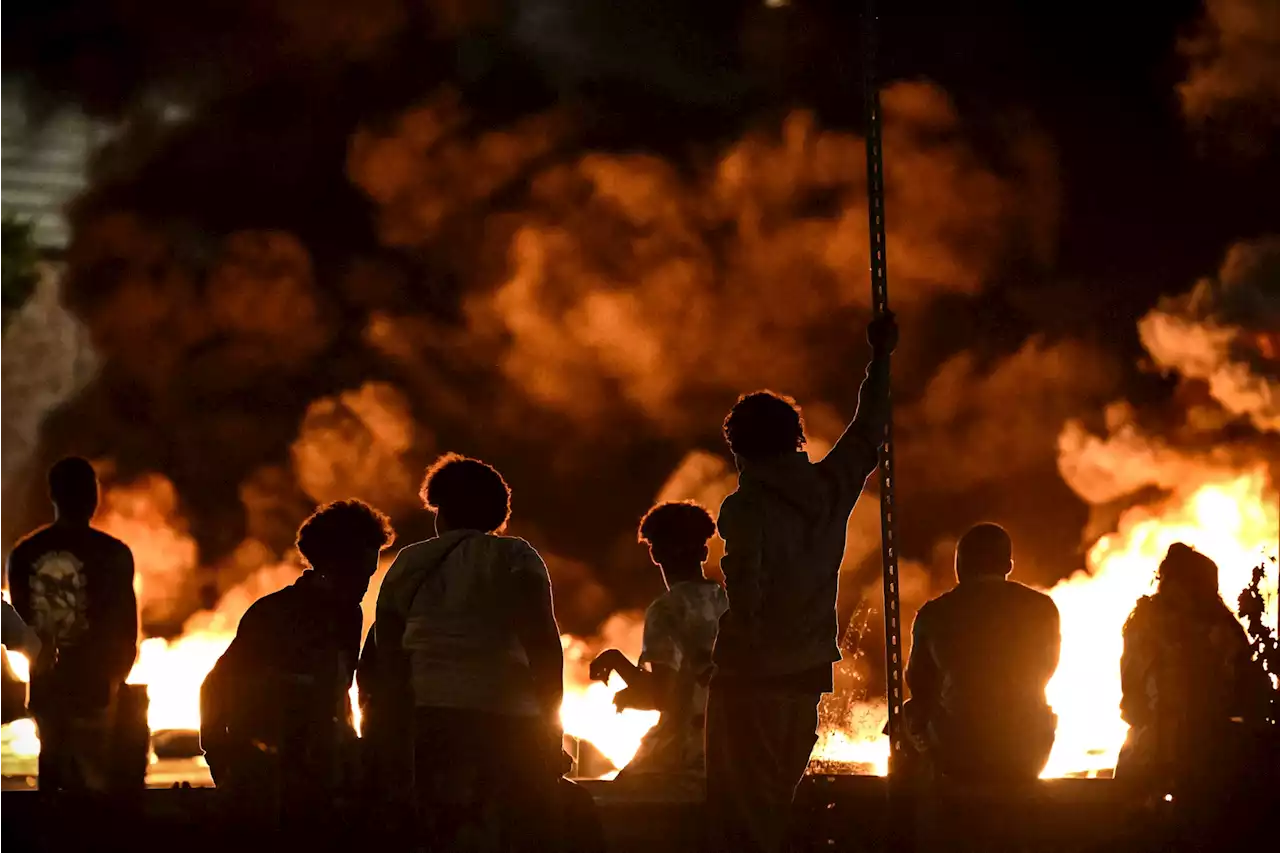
28,550,89,646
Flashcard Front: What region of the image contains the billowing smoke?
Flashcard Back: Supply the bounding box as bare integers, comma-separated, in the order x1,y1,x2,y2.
1178,0,1280,145
8,0,1263,649
1138,237,1280,432
350,82,1058,438
1058,238,1280,541
0,266,98,512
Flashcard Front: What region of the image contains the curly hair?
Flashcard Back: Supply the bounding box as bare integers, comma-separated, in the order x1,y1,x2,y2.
296,499,396,570
723,390,806,460
638,501,717,549
420,453,511,533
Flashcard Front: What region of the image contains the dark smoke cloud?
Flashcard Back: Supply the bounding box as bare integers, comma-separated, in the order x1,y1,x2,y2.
349,82,1059,439
6,0,1133,635
1057,239,1280,525
1178,0,1280,150
3,0,413,116
897,338,1122,494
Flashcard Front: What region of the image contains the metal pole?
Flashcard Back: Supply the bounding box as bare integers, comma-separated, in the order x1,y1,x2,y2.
863,0,907,778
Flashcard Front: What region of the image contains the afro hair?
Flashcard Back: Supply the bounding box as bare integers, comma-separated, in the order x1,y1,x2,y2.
638,501,717,550
420,453,511,533
723,390,806,460
296,499,396,570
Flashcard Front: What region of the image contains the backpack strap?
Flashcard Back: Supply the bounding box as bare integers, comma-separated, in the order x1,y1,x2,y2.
402,532,478,617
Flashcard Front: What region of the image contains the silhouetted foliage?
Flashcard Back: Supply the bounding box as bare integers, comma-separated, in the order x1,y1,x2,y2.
2,216,41,332
1237,556,1280,724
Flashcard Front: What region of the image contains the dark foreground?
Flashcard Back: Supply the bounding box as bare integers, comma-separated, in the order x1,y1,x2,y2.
2,775,1222,853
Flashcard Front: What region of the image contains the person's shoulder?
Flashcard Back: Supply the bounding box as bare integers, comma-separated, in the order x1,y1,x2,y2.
495,534,544,560
913,592,946,623
1002,581,1060,625
645,589,676,620
389,538,437,565
88,528,133,558
9,525,56,557
716,488,757,529
1007,580,1057,608
241,584,297,622
488,535,549,578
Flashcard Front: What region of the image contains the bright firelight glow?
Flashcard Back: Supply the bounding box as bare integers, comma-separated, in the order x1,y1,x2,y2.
2,472,1274,780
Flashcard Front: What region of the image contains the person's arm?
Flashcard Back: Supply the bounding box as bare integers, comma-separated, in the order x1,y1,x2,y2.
509,542,564,729
7,551,32,631
200,601,273,762
103,545,139,684
626,596,684,713
1119,605,1156,727
905,606,939,715
589,648,643,686
2,599,41,659
1038,598,1062,690
816,314,897,500
718,492,765,645
355,624,379,719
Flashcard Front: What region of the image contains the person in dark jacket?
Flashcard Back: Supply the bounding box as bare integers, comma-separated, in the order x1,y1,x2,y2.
7,457,137,792
1116,543,1273,842
706,313,895,853
200,499,394,812
905,523,1060,783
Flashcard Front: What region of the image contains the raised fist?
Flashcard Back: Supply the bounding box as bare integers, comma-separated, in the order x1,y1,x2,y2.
867,311,898,356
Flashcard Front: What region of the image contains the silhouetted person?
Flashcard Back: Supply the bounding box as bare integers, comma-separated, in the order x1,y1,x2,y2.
200,499,394,816
706,313,896,853
375,453,563,852
905,523,1059,783
7,457,137,792
590,501,727,794
1116,543,1273,844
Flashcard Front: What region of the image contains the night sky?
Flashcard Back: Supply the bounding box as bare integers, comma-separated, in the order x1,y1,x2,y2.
3,1,1277,637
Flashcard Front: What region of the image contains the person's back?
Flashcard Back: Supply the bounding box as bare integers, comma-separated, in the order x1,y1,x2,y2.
382,531,550,715
1118,544,1271,786
6,458,137,792
1116,544,1274,845
374,453,563,853
906,524,1060,783
705,314,896,853
9,521,136,714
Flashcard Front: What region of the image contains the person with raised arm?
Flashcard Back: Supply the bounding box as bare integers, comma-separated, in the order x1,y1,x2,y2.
705,313,897,853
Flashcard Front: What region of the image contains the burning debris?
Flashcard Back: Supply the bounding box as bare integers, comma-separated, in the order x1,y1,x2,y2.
2,0,1277,792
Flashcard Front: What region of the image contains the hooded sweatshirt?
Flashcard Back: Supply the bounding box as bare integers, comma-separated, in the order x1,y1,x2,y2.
374,530,562,718
712,354,890,687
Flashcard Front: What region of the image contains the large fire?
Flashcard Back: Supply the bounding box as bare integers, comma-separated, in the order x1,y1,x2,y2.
4,466,1273,777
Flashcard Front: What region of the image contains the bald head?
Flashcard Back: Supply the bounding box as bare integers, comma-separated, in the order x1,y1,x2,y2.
955,523,1013,582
